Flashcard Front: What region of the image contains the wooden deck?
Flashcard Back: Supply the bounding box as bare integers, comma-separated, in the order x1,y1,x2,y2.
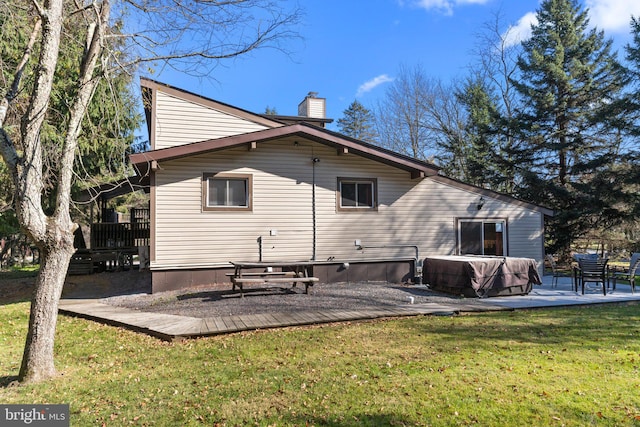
57,276,640,342
58,299,493,341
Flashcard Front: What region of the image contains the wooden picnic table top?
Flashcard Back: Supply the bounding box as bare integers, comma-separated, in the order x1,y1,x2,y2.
229,261,318,296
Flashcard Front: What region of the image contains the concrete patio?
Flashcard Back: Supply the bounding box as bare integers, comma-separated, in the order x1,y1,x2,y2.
58,275,640,341
476,274,640,309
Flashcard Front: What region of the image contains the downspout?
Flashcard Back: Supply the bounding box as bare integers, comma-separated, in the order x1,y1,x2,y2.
311,155,319,261
357,244,422,284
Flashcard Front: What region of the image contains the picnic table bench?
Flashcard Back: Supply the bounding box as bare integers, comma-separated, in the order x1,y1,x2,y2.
229,261,319,297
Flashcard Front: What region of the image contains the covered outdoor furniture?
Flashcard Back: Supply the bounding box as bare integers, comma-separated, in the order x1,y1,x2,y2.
424,256,541,298
610,253,640,294
574,258,609,295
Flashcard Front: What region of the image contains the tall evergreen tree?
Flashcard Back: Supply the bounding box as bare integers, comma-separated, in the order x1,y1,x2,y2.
608,16,640,250
453,78,500,189
469,11,525,196
337,100,378,143
624,17,640,137
512,0,628,257
264,106,278,115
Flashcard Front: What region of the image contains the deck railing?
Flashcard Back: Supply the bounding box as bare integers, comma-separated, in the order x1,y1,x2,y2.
90,208,150,249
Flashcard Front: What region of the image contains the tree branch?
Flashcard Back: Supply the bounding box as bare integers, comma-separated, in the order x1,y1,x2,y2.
12,0,64,241
103,0,302,78
0,13,41,205
0,18,41,128
55,1,110,219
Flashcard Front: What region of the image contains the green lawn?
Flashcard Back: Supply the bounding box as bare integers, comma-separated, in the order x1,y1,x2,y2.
1,302,639,426
0,265,39,279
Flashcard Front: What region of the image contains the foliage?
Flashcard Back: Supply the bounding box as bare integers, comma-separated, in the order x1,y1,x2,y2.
511,0,631,256
0,264,39,278
374,7,640,255
466,10,524,195
458,80,500,188
623,17,640,136
437,78,502,189
0,2,141,226
0,207,18,239
337,99,378,143
264,106,278,115
1,303,640,425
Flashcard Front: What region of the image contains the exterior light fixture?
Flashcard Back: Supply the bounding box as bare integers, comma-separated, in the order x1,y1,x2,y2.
477,196,486,211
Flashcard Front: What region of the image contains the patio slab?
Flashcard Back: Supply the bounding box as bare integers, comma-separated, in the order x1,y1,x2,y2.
484,276,640,309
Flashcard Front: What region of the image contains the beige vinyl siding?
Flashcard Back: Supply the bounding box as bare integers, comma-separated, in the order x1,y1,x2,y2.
154,91,269,149
153,140,315,268
305,98,325,118
152,139,545,271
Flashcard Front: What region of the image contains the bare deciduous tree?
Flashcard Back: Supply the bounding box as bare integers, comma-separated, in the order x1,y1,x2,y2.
0,0,301,384
375,64,464,162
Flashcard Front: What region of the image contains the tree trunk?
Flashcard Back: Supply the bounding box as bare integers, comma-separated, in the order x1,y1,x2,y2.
19,233,74,383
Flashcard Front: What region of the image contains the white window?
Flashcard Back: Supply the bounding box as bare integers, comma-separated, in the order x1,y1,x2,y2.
203,173,252,211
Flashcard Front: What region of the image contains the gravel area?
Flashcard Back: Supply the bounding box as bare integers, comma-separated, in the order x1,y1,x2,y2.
1,270,488,318
101,281,488,318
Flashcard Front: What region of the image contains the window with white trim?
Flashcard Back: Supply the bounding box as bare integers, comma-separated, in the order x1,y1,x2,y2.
203,173,252,211
337,178,377,211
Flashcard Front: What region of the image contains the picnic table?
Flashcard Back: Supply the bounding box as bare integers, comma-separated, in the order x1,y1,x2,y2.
228,261,319,297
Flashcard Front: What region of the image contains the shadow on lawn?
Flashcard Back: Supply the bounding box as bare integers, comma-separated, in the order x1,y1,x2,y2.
402,301,640,349
0,270,152,306
0,375,20,388
279,412,417,426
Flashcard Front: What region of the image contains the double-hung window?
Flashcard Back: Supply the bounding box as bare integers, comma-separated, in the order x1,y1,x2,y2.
203,173,252,211
337,178,377,211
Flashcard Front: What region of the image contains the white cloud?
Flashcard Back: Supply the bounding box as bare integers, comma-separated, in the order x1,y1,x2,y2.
585,0,640,33
503,12,538,48
506,0,640,48
356,74,394,97
409,0,491,16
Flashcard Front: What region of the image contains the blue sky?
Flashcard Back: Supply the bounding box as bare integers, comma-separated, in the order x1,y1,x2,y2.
151,0,640,131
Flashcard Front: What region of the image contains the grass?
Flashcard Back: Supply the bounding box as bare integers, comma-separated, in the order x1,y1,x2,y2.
1,303,640,426
0,264,39,279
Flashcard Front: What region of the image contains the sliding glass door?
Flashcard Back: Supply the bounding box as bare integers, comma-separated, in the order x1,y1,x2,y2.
458,220,506,256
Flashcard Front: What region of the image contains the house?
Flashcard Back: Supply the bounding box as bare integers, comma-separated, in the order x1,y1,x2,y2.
130,78,553,293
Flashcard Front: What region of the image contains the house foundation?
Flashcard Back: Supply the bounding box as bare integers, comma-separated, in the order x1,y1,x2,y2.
150,259,416,293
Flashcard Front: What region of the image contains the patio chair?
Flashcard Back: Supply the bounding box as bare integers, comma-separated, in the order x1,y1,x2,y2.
610,253,640,294
545,254,561,288
574,258,609,295
573,253,599,262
